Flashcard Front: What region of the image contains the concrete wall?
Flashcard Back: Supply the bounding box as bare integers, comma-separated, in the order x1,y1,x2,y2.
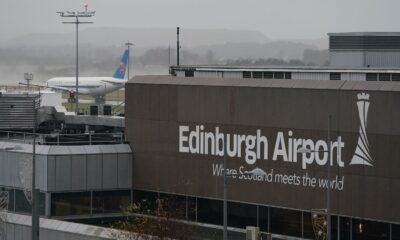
1,213,112,240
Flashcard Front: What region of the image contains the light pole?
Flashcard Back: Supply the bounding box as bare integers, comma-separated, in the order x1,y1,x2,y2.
177,27,180,66
57,7,95,115
31,95,39,240
222,134,259,240
299,115,332,240
223,135,227,240
24,73,33,92
125,42,134,81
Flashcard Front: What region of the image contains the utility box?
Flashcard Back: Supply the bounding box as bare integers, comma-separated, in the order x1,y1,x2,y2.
90,105,98,116
246,226,260,240
103,105,112,116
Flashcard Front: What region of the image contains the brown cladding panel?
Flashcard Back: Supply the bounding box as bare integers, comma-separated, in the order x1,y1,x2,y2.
126,76,400,223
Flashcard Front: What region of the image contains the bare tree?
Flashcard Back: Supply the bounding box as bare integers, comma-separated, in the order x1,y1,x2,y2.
111,196,194,240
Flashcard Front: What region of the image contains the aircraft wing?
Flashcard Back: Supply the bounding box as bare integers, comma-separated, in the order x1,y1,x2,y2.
19,82,75,93
101,79,126,85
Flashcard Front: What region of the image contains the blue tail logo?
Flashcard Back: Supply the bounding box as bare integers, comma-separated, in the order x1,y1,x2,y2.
112,50,129,79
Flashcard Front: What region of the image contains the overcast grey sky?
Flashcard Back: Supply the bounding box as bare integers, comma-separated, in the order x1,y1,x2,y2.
1,0,399,42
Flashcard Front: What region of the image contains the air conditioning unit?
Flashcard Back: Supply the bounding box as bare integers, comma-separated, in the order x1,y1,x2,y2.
246,226,260,240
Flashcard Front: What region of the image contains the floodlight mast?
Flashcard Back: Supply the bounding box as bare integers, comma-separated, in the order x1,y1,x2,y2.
57,8,95,115
125,42,134,81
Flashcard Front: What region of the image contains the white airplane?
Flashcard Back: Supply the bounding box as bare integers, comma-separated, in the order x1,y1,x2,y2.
44,50,128,103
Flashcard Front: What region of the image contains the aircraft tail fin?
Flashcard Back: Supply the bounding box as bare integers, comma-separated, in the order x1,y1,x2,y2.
112,50,129,79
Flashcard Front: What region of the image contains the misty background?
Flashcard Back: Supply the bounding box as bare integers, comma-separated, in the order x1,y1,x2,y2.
0,0,399,83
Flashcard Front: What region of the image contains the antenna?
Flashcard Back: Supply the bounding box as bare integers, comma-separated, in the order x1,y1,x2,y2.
177,27,180,66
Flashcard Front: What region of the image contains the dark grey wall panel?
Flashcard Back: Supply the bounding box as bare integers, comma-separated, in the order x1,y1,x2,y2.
0,143,132,192
87,155,102,190
102,154,118,189
126,76,400,224
71,155,87,191
55,156,71,191
118,154,132,189
47,156,56,192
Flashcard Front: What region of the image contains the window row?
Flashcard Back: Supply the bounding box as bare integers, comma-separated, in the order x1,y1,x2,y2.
243,71,292,79
366,73,400,81
0,187,45,215
51,190,131,216
131,190,400,240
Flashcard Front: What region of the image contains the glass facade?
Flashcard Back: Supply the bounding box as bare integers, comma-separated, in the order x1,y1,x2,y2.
92,190,130,214
51,190,132,216
228,202,257,229
270,207,302,237
197,198,223,225
352,218,390,240
392,224,400,240
130,190,399,240
1,187,398,239
0,186,14,212
15,189,32,213
51,192,91,216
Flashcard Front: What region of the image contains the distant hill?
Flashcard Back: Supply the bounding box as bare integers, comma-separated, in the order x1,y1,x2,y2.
5,27,270,47
0,27,329,83
191,41,319,60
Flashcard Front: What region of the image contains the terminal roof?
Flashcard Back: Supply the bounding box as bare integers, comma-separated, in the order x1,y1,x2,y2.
128,75,400,92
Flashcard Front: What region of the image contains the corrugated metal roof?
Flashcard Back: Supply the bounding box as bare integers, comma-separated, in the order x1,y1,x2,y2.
128,75,400,92
0,141,132,155
170,65,400,73
328,32,400,37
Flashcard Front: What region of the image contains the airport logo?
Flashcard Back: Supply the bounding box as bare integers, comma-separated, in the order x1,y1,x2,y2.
349,92,374,166
178,92,374,169
119,63,125,75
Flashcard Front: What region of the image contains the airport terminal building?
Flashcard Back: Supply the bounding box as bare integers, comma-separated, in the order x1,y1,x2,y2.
125,75,400,240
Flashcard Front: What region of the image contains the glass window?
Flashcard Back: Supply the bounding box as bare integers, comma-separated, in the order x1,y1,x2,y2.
0,187,14,212
330,215,338,240
243,71,251,78
366,73,378,81
39,192,45,216
392,73,400,81
15,189,31,213
227,202,257,229
51,192,91,216
252,72,263,79
185,70,194,77
92,190,130,214
284,72,292,79
330,72,341,80
132,190,158,211
258,206,268,232
392,224,400,240
352,218,390,240
187,197,197,221
340,216,351,240
263,72,273,79
303,212,314,239
274,72,284,79
197,198,223,226
269,207,302,237
378,73,390,81
157,193,188,220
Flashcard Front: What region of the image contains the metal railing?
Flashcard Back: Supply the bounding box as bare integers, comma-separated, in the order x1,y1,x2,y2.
0,130,124,145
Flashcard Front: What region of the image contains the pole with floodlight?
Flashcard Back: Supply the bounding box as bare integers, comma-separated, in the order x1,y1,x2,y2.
57,7,95,115
298,115,332,240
